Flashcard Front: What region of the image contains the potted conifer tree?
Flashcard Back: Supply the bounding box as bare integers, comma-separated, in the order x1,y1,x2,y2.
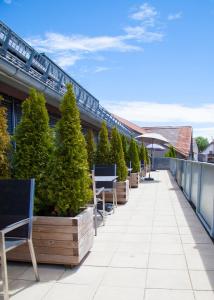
9,85,94,266
12,89,53,210
139,143,147,177
128,138,140,187
121,134,129,165
86,129,96,171
0,96,11,178
110,128,128,203
96,121,110,164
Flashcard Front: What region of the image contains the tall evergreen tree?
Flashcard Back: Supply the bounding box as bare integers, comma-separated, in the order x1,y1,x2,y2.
144,148,150,165
139,143,146,163
0,96,11,178
86,129,96,170
13,89,53,209
121,134,129,164
110,127,127,181
96,121,110,164
46,84,92,216
128,138,140,172
165,145,176,158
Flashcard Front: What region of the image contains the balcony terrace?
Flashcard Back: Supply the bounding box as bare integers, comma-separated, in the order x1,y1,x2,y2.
1,169,214,300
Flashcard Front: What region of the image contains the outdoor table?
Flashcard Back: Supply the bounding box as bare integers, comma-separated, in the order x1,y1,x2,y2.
95,176,118,182
95,176,118,212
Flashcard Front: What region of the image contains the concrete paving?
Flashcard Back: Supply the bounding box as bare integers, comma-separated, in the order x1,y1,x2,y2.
1,170,214,299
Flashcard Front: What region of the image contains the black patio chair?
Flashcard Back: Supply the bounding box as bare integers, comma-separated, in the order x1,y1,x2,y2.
126,161,132,188
0,179,39,300
91,170,105,236
93,164,117,212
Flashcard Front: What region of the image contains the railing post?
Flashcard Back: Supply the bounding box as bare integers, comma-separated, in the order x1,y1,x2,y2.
211,197,214,238
196,164,202,215
189,161,192,201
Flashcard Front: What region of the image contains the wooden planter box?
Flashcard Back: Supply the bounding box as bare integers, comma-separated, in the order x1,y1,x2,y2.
130,172,139,188
7,207,94,266
104,180,129,204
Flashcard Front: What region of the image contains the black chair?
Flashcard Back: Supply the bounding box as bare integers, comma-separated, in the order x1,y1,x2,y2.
126,161,132,188
93,165,117,212
91,171,105,236
0,179,39,300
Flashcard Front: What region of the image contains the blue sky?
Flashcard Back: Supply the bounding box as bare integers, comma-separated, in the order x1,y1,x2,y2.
1,0,214,139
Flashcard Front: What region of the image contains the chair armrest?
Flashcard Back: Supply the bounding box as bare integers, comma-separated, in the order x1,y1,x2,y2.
96,187,105,196
0,218,30,235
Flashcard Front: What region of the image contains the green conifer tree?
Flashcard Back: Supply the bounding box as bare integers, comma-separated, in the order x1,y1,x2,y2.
46,84,92,216
13,89,53,209
165,145,176,158
0,96,11,178
96,121,110,164
139,143,146,162
144,147,150,165
121,134,129,164
86,129,96,171
110,127,127,181
128,138,140,172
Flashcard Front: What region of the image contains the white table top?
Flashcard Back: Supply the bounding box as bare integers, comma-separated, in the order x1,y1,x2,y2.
95,176,118,182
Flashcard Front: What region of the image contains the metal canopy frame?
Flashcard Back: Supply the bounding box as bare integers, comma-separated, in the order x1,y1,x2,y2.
0,21,132,137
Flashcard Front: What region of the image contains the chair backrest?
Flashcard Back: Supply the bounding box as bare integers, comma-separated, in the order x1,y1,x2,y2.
91,170,97,205
94,164,116,176
0,179,35,239
93,164,116,189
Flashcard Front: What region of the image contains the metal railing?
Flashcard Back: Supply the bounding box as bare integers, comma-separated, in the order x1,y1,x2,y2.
0,21,132,137
153,157,214,238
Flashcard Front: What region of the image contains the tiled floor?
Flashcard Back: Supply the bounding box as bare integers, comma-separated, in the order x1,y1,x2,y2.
1,170,214,299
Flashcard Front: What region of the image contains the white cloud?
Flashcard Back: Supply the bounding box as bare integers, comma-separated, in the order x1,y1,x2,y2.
3,0,12,3
26,3,164,68
105,100,214,140
105,101,214,124
94,66,110,73
54,53,82,68
124,26,163,42
28,33,139,53
168,12,182,21
130,3,157,24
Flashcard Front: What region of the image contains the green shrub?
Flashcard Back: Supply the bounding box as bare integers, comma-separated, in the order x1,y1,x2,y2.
86,129,96,170
110,127,127,181
165,145,176,158
128,138,140,172
96,121,110,164
0,96,11,178
13,89,53,210
46,84,92,216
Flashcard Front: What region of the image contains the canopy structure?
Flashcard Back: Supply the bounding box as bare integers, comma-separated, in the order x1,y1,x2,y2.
146,143,165,151
137,133,169,181
136,133,168,144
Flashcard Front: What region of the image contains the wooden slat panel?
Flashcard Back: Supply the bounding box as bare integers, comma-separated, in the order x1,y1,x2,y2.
33,239,78,249
33,225,78,234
